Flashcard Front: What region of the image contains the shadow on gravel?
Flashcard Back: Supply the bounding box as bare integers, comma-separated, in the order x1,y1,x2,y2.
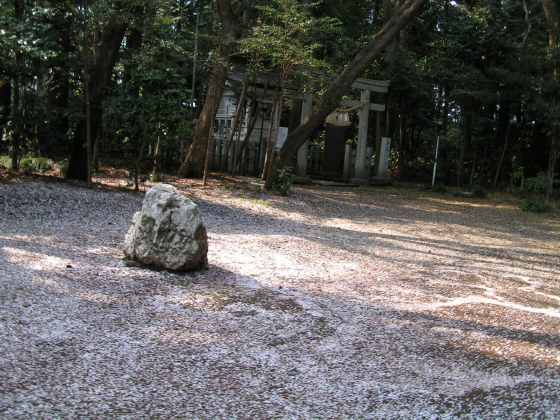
291,186,560,239
1,180,559,417
1,236,560,417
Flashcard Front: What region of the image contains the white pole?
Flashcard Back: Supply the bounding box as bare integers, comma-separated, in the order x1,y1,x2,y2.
432,134,440,187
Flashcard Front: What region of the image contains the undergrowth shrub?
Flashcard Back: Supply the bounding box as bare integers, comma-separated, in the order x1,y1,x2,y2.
149,172,161,182
0,155,11,170
471,186,487,198
57,159,69,177
272,167,295,196
520,198,549,213
432,184,447,193
20,157,54,174
524,173,547,194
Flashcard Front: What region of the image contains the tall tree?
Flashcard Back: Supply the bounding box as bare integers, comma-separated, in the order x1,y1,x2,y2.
178,0,242,178
10,0,25,170
240,0,336,180
542,0,560,200
67,2,129,181
266,0,426,187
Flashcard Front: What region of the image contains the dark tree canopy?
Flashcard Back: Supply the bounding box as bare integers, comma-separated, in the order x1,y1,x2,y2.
0,0,558,198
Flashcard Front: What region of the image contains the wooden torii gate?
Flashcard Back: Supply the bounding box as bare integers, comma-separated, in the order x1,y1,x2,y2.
296,78,390,183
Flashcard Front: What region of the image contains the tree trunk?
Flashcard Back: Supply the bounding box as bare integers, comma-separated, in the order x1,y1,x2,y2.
134,117,148,192
178,60,228,177
10,76,21,171
263,95,283,181
202,118,216,186
469,150,477,187
11,0,25,171
0,81,10,129
377,0,401,170
224,79,248,172
46,4,71,157
543,0,560,201
178,0,242,178
457,103,473,187
494,120,511,187
268,0,425,188
47,69,70,156
398,114,406,178
234,101,258,174
85,69,92,186
67,13,128,181
123,9,149,180
151,122,162,182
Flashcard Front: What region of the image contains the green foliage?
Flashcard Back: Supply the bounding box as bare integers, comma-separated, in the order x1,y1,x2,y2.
0,0,558,192
432,184,448,194
271,167,295,196
20,157,54,174
0,155,54,173
0,155,11,170
524,173,548,194
240,0,339,86
149,172,161,183
103,0,196,174
511,165,524,188
57,159,69,178
471,186,487,199
520,198,550,213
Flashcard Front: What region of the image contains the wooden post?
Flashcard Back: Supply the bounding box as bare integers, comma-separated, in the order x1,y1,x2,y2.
374,110,382,173
431,134,440,187
343,143,352,180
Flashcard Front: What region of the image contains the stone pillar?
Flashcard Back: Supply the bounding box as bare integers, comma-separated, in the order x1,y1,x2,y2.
343,143,352,180
376,137,392,178
352,89,370,183
374,111,382,172
296,94,313,177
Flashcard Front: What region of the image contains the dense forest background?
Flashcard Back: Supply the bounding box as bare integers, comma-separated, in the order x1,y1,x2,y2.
0,0,559,200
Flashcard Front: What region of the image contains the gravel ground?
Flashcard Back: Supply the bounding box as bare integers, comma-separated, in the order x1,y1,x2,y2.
1,177,559,418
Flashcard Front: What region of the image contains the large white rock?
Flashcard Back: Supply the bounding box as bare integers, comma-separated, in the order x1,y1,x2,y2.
124,184,208,271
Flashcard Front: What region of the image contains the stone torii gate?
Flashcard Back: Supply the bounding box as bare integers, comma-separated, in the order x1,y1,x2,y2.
296,78,390,183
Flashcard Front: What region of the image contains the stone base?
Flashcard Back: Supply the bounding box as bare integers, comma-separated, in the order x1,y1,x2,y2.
351,177,370,185
370,176,392,186
293,175,313,185
312,179,360,187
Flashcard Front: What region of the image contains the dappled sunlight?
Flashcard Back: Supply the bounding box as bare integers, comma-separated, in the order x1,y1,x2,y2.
152,329,222,347
400,203,465,215
424,296,560,318
429,301,560,368
422,196,518,210
448,337,560,369
30,276,70,295
75,290,123,306
2,246,70,272
1,242,122,275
